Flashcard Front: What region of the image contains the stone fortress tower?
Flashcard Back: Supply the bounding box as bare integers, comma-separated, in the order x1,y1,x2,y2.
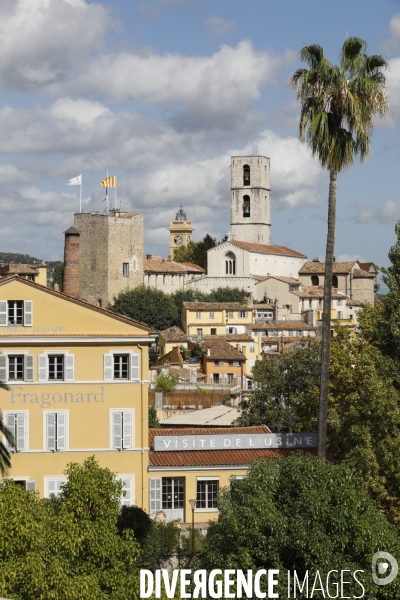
168,207,194,257
63,210,144,307
230,155,271,245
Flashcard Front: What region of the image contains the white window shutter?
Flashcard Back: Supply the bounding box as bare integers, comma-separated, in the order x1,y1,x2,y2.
65,354,74,382
224,374,228,384
56,480,65,495
113,412,122,449
130,353,140,381
46,413,56,450
24,301,33,326
38,355,47,382
26,481,36,492
210,374,213,384
56,413,66,450
5,413,15,451
47,480,56,495
219,374,223,384
149,478,162,514
16,413,26,451
0,354,7,381
24,354,34,382
122,411,132,449
0,301,7,327
120,477,132,506
104,354,113,381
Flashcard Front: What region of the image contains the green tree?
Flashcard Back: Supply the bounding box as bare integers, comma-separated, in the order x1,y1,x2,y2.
173,234,216,267
140,521,180,570
208,287,249,302
198,455,400,598
52,263,64,291
117,505,152,544
154,370,178,393
0,456,141,600
148,405,160,428
108,286,179,331
291,38,388,459
0,381,14,476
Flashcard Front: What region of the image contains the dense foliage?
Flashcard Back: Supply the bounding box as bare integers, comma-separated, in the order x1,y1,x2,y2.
173,234,217,267
109,286,248,330
154,370,179,393
198,455,400,599
52,263,64,291
148,405,160,428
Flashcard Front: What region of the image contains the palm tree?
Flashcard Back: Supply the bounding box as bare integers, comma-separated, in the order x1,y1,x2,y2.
0,380,14,476
290,38,388,459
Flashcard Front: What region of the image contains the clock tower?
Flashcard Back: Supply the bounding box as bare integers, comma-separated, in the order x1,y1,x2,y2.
168,207,194,257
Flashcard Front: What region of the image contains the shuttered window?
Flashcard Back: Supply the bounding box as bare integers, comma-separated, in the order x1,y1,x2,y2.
149,478,162,515
38,354,74,383
46,412,67,451
117,475,134,507
4,412,26,451
45,477,67,498
111,411,133,449
0,301,33,326
104,353,140,381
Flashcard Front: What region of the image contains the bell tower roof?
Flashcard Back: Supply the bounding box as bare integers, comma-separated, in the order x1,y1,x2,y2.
175,206,187,221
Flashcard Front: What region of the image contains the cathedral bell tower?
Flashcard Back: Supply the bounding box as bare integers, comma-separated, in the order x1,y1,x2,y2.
230,155,271,245
168,207,194,257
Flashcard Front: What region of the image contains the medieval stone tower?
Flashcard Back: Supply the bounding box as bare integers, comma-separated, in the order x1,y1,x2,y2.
63,211,144,307
230,155,271,245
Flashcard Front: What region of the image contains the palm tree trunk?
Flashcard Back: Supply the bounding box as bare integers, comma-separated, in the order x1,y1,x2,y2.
318,169,337,460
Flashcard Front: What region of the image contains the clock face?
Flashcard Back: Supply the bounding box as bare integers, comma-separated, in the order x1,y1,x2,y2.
174,235,183,245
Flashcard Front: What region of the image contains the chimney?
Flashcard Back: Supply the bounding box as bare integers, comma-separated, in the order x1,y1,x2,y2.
146,254,152,260
168,255,172,261
206,348,211,357
63,226,80,298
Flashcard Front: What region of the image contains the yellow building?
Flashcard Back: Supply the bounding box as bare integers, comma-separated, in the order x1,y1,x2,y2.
181,302,254,338
158,326,188,357
0,276,155,507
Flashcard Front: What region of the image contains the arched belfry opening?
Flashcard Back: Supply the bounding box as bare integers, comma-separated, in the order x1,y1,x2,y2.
332,275,338,288
225,252,236,275
243,164,250,186
311,275,319,286
243,195,250,217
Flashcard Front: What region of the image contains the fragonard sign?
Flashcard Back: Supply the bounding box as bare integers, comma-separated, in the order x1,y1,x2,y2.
153,432,317,451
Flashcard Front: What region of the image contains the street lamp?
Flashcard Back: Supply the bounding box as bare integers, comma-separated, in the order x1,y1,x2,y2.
189,498,196,557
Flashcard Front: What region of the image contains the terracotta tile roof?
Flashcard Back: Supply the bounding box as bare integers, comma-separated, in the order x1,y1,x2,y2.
0,263,39,275
166,366,206,381
299,261,373,277
262,276,300,285
346,299,364,306
359,262,376,274
253,303,275,309
0,276,154,332
183,302,249,310
159,326,188,342
352,267,375,279
252,321,316,331
222,334,254,341
148,427,316,466
187,323,225,327
200,336,246,360
144,256,204,274
290,286,346,299
230,240,307,258
262,336,313,343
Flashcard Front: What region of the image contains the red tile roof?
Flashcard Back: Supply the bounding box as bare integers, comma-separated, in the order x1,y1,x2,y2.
144,256,204,274
148,426,317,466
251,322,316,331
200,336,247,360
230,240,307,258
183,302,249,310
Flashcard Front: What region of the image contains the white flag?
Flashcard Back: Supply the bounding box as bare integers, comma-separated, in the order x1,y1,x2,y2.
67,174,82,186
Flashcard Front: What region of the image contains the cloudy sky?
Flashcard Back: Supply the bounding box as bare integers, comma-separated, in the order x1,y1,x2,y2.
2,0,400,280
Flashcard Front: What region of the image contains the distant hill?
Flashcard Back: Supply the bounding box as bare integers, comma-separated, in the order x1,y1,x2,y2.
0,252,62,287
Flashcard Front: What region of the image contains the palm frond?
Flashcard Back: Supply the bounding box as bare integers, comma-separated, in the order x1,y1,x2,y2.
299,44,326,69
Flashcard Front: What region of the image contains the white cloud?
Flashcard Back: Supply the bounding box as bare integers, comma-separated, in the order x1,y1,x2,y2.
382,13,400,53
336,253,368,263
355,199,400,224
205,16,237,36
0,0,110,91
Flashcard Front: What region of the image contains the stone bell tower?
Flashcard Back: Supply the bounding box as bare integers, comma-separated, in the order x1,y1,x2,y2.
230,155,271,245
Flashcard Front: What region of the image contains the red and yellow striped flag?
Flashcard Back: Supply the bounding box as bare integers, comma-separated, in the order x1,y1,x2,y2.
100,175,116,188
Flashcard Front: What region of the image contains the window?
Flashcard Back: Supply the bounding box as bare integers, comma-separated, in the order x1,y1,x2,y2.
114,354,129,379
4,412,27,451
214,360,219,366
225,252,236,275
45,477,66,498
123,263,129,277
196,328,203,337
48,355,64,380
337,299,342,306
104,353,139,382
111,410,133,449
117,475,134,507
308,299,312,309
97,299,102,307
211,328,217,336
239,311,248,318
147,274,151,284
213,374,220,384
196,479,219,509
162,477,184,510
289,284,299,291
337,312,343,319
8,356,24,381
227,373,234,384
171,275,174,285
196,311,201,319
242,195,250,217
250,343,255,353
228,327,237,334
332,275,338,288
45,412,67,451
209,311,215,319
38,353,74,383
311,275,319,286
318,299,323,308
163,275,166,284
0,300,32,327
243,164,250,186
155,274,158,284
228,311,234,319
247,380,253,390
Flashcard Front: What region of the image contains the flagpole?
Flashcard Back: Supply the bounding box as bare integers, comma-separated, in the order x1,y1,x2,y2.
115,176,117,210
106,169,109,213
80,173,82,213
